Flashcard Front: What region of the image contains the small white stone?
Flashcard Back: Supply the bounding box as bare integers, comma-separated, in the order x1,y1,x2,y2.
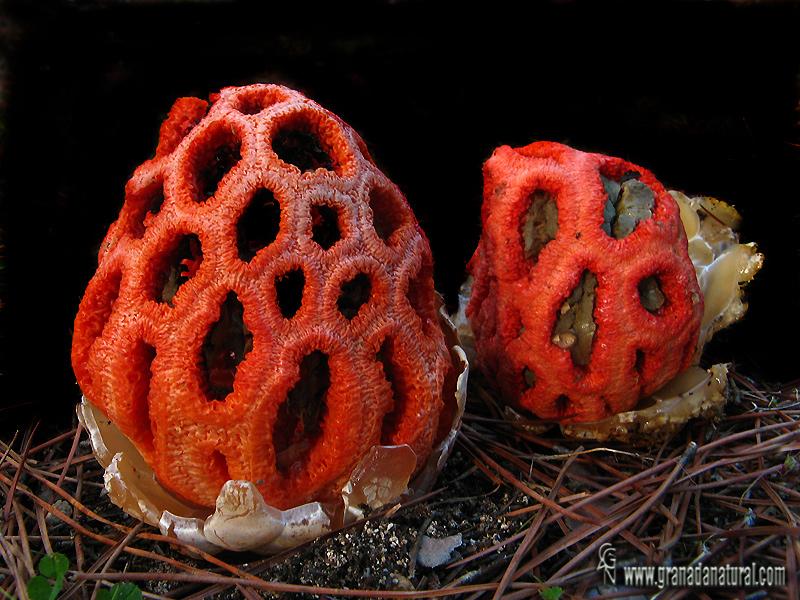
417,533,462,568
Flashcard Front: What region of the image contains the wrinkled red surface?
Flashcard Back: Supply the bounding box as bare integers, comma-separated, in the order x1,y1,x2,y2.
72,84,453,509
467,142,703,422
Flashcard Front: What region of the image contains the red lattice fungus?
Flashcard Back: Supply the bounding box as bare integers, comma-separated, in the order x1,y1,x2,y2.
466,142,703,422
72,85,454,509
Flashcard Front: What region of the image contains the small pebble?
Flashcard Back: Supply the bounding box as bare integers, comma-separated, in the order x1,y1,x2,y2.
45,499,73,526
417,533,462,568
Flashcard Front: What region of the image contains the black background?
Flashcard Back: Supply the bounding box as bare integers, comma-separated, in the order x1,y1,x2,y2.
1,0,799,432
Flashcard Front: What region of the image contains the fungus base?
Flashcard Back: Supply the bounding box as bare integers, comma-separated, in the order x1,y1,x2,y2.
78,303,468,553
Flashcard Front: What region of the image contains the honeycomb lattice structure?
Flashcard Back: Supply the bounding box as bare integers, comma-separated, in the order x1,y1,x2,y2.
467,142,704,422
72,85,453,509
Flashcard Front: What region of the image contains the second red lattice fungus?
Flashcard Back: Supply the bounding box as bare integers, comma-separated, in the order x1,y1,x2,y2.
466,142,704,422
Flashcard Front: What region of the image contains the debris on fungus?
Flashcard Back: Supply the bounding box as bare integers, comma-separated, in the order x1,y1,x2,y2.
459,141,761,439
72,84,467,552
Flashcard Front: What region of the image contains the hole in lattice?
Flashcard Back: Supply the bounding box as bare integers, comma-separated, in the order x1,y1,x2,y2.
273,121,334,173
601,397,614,417
601,170,654,240
634,349,647,376
521,189,558,262
338,272,371,320
195,126,242,201
274,350,330,473
377,336,410,446
523,367,537,389
311,204,341,250
202,292,253,402
237,188,281,261
551,270,597,367
369,184,406,243
554,394,571,417
275,268,305,318
157,234,203,307
131,339,157,449
208,449,231,483
638,275,666,314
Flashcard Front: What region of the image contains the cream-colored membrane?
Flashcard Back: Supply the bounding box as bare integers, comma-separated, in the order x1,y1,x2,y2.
560,364,729,444
79,301,468,553
671,191,763,355
454,191,762,444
